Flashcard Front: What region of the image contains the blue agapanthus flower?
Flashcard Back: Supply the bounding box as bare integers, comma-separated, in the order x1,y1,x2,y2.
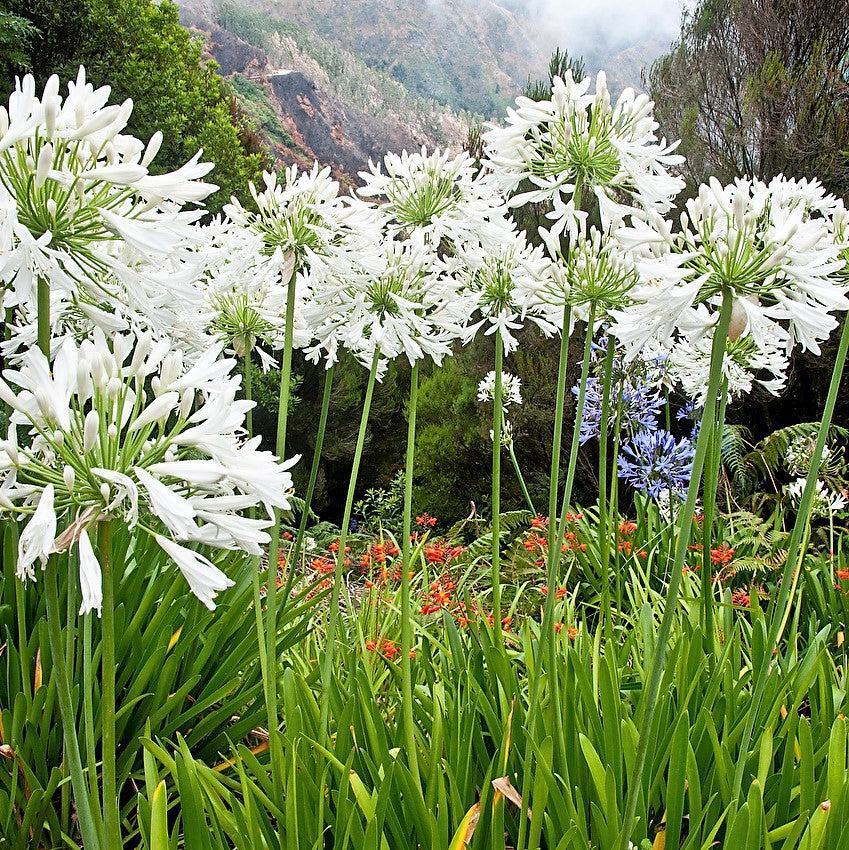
573,376,664,444
618,429,696,499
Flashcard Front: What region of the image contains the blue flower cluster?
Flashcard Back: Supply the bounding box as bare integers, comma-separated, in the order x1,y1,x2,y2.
617,429,696,499
572,338,701,501
574,376,664,444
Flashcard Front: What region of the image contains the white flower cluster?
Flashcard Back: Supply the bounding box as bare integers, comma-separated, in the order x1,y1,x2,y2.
784,478,847,518
477,371,523,407
0,329,296,613
483,71,684,238
0,68,216,342
610,176,849,403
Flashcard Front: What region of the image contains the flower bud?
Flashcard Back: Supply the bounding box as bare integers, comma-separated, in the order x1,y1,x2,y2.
179,390,195,420
34,144,53,189
142,131,163,168
3,440,19,466
128,333,152,377
63,465,75,490
44,97,59,137
728,298,749,342
107,423,118,439
100,482,111,502
53,430,65,446
83,410,100,452
46,198,57,218
107,376,122,400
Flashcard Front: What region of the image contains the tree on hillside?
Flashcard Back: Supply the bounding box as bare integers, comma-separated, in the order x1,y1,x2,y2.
1,0,270,213
649,0,849,196
650,0,849,438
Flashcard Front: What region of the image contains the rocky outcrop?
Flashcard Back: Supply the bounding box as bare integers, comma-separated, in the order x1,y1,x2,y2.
269,71,420,183
208,27,267,76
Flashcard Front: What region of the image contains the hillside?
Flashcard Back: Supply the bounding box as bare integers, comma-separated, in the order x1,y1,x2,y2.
178,0,470,187
175,0,681,185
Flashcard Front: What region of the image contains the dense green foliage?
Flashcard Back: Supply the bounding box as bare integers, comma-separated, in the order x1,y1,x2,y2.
2,0,269,213
649,0,849,196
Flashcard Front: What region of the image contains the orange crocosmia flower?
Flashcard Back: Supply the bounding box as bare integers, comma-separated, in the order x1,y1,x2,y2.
731,589,750,607
837,569,849,581
618,520,637,535
566,626,578,641
554,621,563,633
365,639,379,652
416,513,437,527
710,542,735,565
531,514,549,528
381,639,400,659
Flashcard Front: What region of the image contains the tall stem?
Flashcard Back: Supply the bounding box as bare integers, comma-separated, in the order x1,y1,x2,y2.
597,334,616,636
558,303,596,527
516,301,571,850
37,277,50,356
728,311,849,817
244,350,270,741
265,264,299,778
99,521,119,847
44,557,100,850
700,378,729,638
616,291,733,850
288,365,335,594
491,333,504,642
508,442,536,514
319,351,380,740
400,361,420,787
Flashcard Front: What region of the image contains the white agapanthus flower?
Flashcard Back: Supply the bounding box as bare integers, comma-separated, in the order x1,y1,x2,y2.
0,68,216,315
358,146,514,251
531,225,639,325
459,234,560,353
477,371,523,407
610,176,849,361
197,217,311,368
223,163,382,268
784,478,847,518
483,71,684,238
0,329,298,613
785,436,830,477
666,326,789,405
303,232,467,371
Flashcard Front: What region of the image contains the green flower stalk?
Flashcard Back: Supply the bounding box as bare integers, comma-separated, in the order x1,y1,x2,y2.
400,361,420,787
616,291,733,850
728,311,849,821
319,350,381,741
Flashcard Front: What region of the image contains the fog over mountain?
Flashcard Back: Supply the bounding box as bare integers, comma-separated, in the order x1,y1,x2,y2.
493,0,686,56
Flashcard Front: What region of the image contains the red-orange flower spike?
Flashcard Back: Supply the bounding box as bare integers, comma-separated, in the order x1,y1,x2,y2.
710,542,735,565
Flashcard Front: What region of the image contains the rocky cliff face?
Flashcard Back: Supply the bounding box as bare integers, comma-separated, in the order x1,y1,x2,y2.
178,2,463,187
268,70,426,182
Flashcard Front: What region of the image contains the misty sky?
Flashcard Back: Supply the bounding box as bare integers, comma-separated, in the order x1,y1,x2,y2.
507,0,688,54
